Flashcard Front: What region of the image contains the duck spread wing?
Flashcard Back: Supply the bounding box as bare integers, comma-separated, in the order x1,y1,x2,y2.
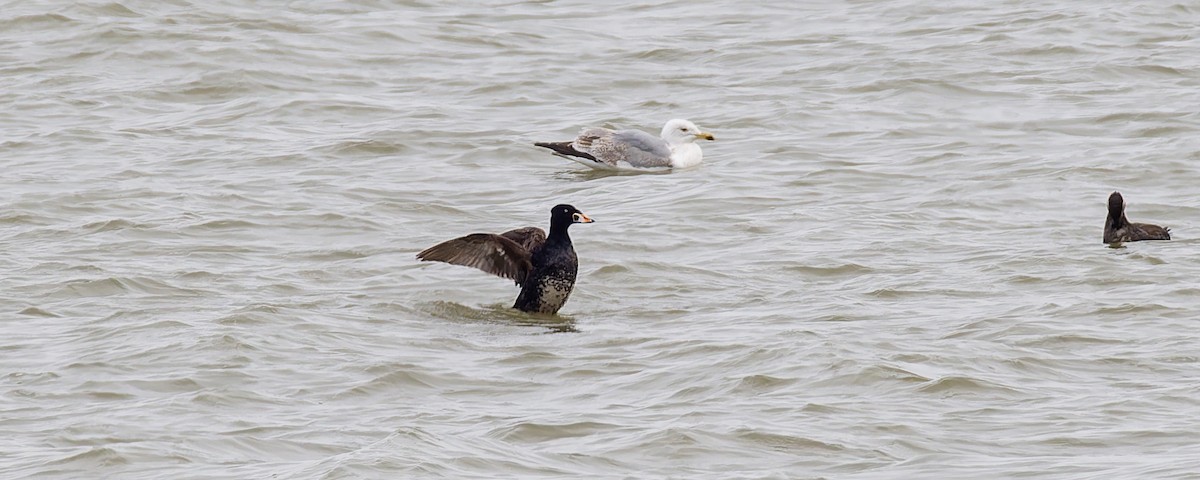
500,227,547,254
417,233,534,284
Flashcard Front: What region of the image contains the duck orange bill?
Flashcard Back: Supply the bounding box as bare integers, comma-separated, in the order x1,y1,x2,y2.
574,212,595,223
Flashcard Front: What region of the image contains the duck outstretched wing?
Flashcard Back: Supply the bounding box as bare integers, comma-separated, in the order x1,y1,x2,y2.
499,227,547,255
417,232,536,285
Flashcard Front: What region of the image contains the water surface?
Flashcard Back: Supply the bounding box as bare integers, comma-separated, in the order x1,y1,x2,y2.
4,1,1200,478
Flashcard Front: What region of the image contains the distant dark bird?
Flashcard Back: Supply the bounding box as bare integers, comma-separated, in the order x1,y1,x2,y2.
534,119,715,171
417,205,594,314
1104,191,1170,243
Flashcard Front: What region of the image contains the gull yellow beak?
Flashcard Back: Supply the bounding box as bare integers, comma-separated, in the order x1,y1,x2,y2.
696,132,715,141
574,212,595,223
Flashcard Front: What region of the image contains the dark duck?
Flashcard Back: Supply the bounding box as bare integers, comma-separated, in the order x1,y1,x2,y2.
1104,191,1170,243
417,204,594,314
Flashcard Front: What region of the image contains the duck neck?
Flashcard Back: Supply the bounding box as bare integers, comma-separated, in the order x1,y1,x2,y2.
1107,207,1127,229
548,223,572,245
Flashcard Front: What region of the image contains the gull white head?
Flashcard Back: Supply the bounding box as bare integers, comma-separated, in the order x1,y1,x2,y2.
660,119,716,146
659,119,715,169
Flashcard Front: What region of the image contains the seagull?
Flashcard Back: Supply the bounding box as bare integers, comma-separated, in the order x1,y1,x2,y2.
535,119,715,171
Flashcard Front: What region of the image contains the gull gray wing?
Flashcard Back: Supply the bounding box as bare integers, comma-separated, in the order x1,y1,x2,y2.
417,233,534,285
611,129,672,168
573,127,614,150
570,127,614,163
571,128,672,168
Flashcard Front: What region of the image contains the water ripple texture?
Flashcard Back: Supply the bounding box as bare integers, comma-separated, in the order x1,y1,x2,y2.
3,1,1200,479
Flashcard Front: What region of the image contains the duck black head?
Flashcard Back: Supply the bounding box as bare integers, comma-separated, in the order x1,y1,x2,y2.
1108,191,1126,220
549,204,594,236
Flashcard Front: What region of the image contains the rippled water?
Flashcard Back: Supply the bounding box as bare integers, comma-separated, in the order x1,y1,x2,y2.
4,1,1200,478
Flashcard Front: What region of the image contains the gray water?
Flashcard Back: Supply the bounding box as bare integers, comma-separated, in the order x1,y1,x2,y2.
4,1,1200,478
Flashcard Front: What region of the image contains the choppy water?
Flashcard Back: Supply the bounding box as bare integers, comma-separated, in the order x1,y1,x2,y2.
4,1,1200,478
